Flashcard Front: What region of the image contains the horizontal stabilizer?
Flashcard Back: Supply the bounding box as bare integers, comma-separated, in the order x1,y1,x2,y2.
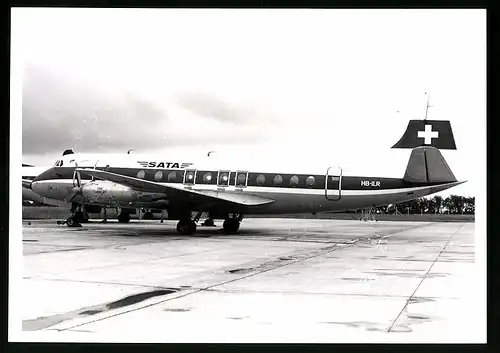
403,146,457,184
392,120,457,150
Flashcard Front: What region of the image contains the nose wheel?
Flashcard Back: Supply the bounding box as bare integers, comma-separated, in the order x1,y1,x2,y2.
65,216,82,227
57,211,85,227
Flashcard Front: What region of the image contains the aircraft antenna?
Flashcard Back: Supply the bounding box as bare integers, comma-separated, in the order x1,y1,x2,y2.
424,93,433,121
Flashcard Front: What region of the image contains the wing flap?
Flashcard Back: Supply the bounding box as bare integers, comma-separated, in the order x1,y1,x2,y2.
166,185,275,206
76,168,274,207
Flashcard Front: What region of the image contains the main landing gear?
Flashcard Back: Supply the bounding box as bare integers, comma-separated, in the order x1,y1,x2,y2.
117,212,131,223
222,214,243,234
202,218,215,227
175,213,242,235
176,211,202,235
223,218,240,233
176,219,197,235
143,211,154,220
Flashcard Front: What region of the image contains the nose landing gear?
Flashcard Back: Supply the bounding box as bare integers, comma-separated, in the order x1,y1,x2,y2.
57,211,86,227
57,203,89,227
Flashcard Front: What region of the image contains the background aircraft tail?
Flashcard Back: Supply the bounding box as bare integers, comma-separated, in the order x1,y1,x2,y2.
403,146,457,184
392,119,457,150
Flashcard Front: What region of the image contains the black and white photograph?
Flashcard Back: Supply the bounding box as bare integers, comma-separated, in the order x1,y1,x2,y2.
10,8,486,343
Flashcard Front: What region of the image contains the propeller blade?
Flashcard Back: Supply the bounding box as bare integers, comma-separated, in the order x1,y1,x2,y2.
74,162,82,187
76,170,82,188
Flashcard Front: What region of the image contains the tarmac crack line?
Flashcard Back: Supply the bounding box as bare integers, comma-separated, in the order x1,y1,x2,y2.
23,277,177,290
55,223,434,332
199,287,460,300
25,247,92,255
386,224,465,333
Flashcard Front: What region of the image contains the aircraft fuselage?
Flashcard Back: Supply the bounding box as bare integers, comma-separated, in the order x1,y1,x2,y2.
32,163,462,215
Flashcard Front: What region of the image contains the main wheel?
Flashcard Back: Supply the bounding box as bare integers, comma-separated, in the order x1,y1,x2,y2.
177,220,197,235
118,213,131,223
223,219,240,233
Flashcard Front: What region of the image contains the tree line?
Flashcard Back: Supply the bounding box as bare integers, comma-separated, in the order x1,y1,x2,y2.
375,195,475,215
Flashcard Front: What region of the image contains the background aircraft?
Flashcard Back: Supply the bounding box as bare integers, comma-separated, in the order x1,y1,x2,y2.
22,164,66,207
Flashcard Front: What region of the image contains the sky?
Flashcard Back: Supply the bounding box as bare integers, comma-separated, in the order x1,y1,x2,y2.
14,8,486,197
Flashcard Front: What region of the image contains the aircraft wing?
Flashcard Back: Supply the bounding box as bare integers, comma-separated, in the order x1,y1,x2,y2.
76,168,275,207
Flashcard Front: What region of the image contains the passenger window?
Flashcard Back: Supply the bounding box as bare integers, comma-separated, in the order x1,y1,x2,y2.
218,171,230,186
203,172,212,182
236,172,247,187
306,176,315,187
154,171,163,181
137,170,145,179
274,175,283,186
168,171,177,182
184,170,196,184
256,174,266,186
290,175,299,187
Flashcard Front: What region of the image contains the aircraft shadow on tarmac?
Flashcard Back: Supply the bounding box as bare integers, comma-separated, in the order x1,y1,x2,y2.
61,220,265,238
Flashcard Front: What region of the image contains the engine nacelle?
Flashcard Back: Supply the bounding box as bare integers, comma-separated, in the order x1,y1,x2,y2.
81,181,166,205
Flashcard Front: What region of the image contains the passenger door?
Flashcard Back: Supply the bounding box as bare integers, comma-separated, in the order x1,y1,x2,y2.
325,166,342,201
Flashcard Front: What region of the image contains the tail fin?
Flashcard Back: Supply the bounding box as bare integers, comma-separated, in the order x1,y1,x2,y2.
403,146,457,184
392,120,457,150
